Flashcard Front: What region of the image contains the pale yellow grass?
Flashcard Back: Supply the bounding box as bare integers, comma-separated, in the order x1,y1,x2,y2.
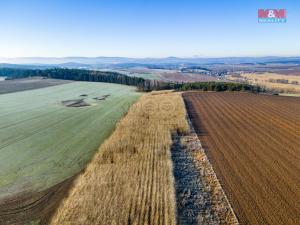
49,91,188,225
228,72,300,93
279,93,300,97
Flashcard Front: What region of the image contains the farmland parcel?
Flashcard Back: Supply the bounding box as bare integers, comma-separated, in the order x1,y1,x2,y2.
183,92,300,225
0,82,140,224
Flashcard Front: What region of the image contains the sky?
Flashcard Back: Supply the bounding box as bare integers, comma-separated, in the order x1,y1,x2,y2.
0,0,299,58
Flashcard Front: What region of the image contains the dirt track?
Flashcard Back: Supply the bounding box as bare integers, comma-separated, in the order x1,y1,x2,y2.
0,176,75,225
183,92,300,225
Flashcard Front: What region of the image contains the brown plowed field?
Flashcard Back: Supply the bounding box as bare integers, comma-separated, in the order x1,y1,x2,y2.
183,92,300,225
0,175,75,225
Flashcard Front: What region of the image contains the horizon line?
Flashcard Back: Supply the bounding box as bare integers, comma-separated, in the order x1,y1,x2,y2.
1,55,300,59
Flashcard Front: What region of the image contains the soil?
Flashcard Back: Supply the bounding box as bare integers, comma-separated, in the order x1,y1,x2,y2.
93,97,106,100
0,175,76,225
183,92,300,225
0,77,71,95
62,99,91,107
93,95,110,100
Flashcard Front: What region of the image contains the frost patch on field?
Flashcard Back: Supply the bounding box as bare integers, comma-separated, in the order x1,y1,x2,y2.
171,116,239,225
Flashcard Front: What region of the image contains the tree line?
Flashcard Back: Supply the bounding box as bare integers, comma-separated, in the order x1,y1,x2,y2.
0,68,264,93
177,81,264,92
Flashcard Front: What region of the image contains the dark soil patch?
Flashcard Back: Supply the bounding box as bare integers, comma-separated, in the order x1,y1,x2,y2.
93,95,110,101
0,175,76,225
0,77,72,95
62,99,91,107
93,97,106,100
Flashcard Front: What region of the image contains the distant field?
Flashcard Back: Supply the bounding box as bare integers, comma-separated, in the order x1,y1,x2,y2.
271,66,300,76
123,68,218,82
99,68,160,80
118,69,159,80
184,92,300,225
226,72,300,93
159,72,218,83
0,77,71,94
105,68,218,82
0,82,140,201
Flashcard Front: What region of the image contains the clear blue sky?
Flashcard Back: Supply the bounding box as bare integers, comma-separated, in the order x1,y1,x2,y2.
0,0,299,58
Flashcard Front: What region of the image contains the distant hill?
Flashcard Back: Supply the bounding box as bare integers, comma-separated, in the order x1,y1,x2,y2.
0,63,55,69
0,56,300,67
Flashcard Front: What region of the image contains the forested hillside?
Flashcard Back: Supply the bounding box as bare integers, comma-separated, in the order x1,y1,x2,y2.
0,68,263,93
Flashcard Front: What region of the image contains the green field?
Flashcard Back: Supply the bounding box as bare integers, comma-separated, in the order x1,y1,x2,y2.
99,69,160,80
125,72,159,80
0,82,141,199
